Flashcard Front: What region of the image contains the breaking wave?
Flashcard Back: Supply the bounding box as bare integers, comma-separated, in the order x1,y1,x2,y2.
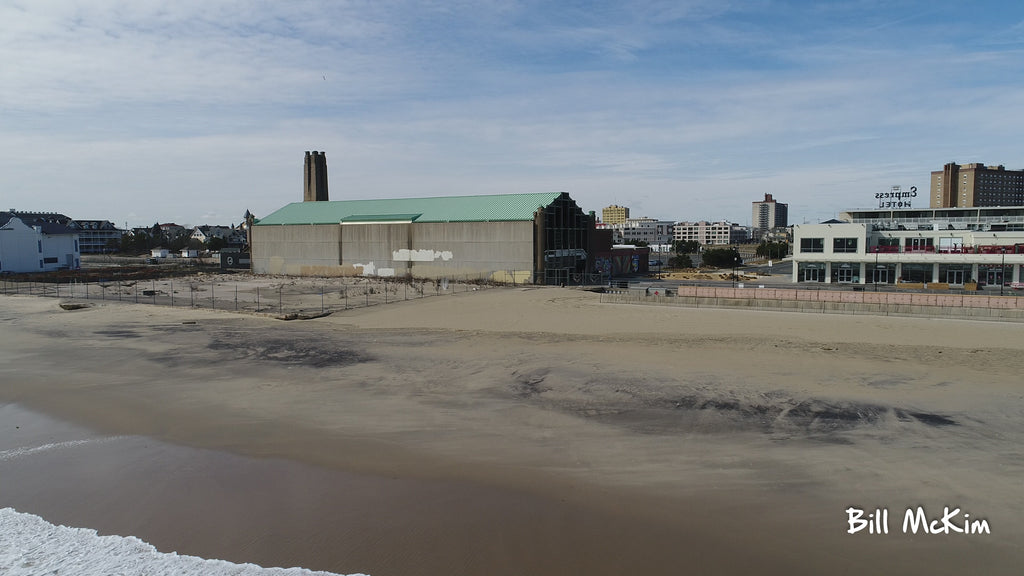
0,508,368,576
0,437,126,462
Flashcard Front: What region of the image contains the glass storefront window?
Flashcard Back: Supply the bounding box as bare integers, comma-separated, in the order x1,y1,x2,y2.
938,265,970,285
867,264,895,284
831,263,858,283
900,263,932,283
977,265,1011,286
798,262,825,282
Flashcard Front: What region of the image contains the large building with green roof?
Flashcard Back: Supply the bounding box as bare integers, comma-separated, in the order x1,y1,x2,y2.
251,186,598,284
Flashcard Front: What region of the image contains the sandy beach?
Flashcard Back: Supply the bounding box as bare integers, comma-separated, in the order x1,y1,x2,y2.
1,286,1022,575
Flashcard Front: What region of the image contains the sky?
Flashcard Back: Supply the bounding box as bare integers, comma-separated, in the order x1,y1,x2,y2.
2,1,1023,229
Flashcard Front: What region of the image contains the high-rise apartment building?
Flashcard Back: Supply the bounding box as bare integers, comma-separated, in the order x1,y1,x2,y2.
930,162,1024,208
602,205,630,225
751,194,788,238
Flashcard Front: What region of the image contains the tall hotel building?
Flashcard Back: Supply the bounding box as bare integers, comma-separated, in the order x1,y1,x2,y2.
751,194,788,238
931,162,1024,208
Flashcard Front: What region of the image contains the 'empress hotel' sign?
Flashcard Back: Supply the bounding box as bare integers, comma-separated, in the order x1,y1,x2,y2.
876,185,917,209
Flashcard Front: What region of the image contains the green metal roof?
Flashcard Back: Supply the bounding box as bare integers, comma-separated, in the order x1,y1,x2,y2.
254,192,565,226
340,213,422,223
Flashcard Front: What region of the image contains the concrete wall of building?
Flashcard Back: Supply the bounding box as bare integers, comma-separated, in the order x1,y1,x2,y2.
251,224,342,275
340,223,412,278
406,221,533,282
41,233,79,270
0,219,43,273
253,220,535,282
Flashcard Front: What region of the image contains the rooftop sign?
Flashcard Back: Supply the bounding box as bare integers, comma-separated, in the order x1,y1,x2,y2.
876,186,917,209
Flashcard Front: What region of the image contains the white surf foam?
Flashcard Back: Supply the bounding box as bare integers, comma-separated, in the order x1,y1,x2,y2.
0,437,126,462
0,508,368,576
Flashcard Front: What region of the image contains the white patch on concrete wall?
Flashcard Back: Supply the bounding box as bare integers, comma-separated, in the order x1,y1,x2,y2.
392,249,454,262
352,263,395,277
354,261,376,276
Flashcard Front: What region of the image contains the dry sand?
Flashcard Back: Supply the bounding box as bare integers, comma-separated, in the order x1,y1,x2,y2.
1,286,1022,575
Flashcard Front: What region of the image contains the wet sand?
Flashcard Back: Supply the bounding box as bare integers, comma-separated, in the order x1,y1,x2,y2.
1,288,1022,574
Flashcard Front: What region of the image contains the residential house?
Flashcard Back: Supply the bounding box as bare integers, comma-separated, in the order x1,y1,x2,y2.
71,220,123,253
0,210,81,273
190,225,234,245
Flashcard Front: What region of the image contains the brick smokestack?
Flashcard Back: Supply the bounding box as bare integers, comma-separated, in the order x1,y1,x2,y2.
303,151,329,202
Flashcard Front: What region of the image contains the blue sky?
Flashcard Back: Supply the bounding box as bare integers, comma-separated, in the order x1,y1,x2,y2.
2,1,1023,229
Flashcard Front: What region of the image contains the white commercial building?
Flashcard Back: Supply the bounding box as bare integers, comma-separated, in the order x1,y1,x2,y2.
792,207,1024,286
674,221,748,245
597,218,675,245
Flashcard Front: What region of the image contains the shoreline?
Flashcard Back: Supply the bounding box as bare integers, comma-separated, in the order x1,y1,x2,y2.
2,290,1022,574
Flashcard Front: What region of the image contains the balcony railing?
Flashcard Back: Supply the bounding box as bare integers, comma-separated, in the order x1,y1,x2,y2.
869,244,1024,254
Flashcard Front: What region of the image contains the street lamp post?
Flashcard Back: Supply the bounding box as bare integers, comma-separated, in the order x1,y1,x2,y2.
1001,250,1006,296
874,248,879,292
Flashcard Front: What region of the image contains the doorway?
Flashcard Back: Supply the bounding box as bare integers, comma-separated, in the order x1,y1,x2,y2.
986,269,1003,286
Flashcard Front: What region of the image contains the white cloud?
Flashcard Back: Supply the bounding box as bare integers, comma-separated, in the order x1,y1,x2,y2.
1,1,1023,228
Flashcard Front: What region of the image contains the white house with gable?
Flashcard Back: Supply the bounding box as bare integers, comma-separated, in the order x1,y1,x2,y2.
0,211,81,273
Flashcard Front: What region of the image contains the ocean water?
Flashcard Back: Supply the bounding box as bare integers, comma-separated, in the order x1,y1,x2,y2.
0,508,367,576
0,404,372,576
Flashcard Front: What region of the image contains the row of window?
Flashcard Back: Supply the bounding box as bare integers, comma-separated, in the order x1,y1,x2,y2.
799,238,858,253
798,262,1016,284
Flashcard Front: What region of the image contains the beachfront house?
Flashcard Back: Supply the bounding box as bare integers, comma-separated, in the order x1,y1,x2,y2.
0,211,81,273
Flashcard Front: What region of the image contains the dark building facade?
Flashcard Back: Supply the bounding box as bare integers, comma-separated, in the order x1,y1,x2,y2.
931,162,1024,208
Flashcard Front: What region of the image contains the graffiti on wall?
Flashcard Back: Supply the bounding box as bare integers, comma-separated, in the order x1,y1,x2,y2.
593,252,643,275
